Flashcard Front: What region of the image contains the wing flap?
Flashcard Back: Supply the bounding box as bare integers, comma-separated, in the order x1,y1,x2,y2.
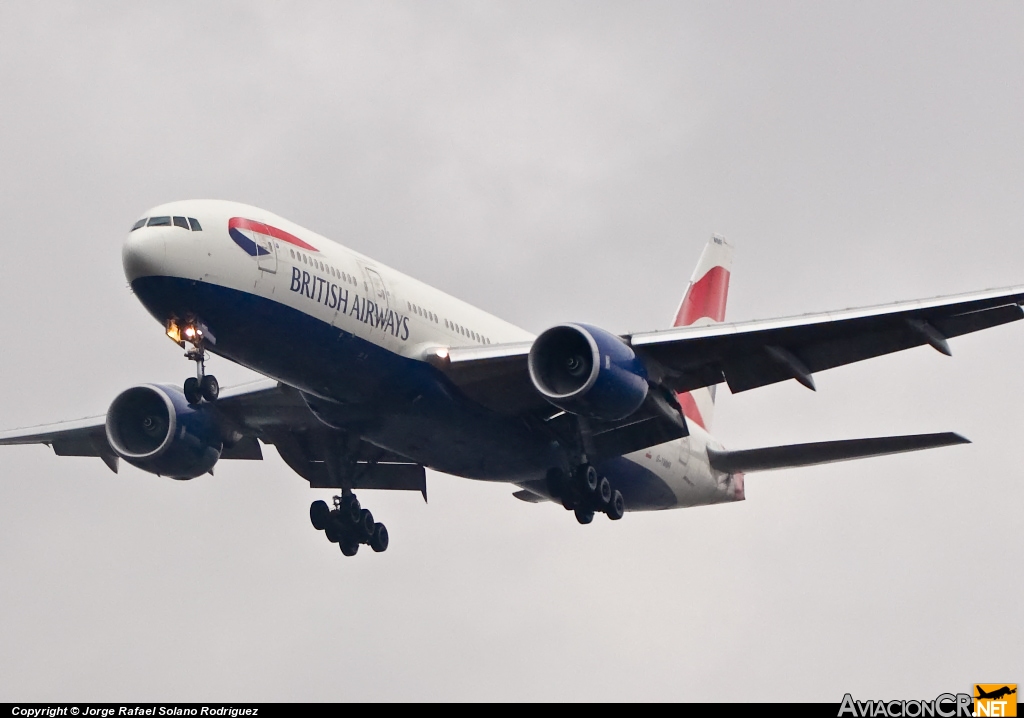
707,432,970,474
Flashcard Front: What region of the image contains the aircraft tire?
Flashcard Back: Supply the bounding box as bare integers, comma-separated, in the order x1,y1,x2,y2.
577,464,599,494
370,523,389,552
324,521,343,543
597,477,612,506
607,490,625,521
343,495,362,523
340,538,359,557
359,509,375,539
309,500,330,530
184,377,202,405
200,374,220,402
574,508,594,525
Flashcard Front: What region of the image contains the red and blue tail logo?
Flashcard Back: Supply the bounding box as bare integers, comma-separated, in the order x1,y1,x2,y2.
228,217,319,257
673,235,734,431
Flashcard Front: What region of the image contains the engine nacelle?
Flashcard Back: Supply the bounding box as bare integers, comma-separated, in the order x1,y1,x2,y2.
105,384,223,479
528,323,649,421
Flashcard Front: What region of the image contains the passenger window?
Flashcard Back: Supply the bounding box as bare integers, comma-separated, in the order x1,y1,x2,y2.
147,216,171,227
131,218,147,231
172,216,189,229
187,218,202,231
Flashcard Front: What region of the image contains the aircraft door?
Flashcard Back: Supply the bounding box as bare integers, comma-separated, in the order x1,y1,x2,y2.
255,230,278,275
365,267,389,310
355,265,396,341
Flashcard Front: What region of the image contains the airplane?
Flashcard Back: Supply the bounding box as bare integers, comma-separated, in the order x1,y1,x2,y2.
975,687,1017,701
3,199,1023,558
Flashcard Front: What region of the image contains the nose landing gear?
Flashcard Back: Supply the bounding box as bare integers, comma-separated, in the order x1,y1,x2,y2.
167,318,219,405
310,494,389,557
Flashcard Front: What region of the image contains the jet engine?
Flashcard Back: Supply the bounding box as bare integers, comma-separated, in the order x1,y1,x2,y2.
528,323,649,421
105,384,223,479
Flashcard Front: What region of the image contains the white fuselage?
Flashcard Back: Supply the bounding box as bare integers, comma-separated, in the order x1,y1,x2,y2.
123,199,743,511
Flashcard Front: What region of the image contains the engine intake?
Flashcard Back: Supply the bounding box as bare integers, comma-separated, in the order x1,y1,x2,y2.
528,323,648,421
106,384,223,479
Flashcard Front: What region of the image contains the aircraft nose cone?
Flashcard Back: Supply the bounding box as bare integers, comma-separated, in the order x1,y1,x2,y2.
122,229,167,283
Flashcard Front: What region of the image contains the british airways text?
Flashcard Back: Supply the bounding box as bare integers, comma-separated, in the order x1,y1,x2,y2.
290,267,410,340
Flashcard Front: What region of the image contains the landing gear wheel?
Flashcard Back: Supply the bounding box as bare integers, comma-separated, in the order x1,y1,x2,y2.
607,490,625,521
200,374,220,402
184,377,201,404
325,523,343,543
340,538,359,556
597,476,612,506
359,509,375,539
574,508,595,525
579,465,599,494
343,495,362,523
310,500,330,530
370,523,389,552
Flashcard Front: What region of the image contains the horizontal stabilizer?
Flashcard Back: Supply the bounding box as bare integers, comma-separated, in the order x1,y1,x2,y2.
707,432,970,474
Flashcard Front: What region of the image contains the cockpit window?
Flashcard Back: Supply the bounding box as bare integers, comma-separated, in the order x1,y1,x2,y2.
172,216,189,229
148,216,171,227
188,217,202,231
131,218,147,231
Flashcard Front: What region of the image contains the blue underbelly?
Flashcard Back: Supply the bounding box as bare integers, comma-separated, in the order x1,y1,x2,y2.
130,276,560,481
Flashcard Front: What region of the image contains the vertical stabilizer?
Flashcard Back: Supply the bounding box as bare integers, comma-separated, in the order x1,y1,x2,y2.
672,235,733,430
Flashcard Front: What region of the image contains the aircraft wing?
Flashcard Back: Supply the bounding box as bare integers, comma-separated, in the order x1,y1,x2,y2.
0,379,293,472
0,415,121,472
630,285,1024,394
707,432,970,473
0,379,425,497
441,285,1024,406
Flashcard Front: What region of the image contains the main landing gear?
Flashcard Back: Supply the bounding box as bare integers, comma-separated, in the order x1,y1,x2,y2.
167,318,219,405
309,494,389,557
555,464,625,524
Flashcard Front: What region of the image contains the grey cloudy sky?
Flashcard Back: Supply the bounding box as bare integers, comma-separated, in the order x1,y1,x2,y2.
0,1,1021,702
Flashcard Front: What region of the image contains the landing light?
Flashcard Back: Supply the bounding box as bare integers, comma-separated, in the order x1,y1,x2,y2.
166,319,207,348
